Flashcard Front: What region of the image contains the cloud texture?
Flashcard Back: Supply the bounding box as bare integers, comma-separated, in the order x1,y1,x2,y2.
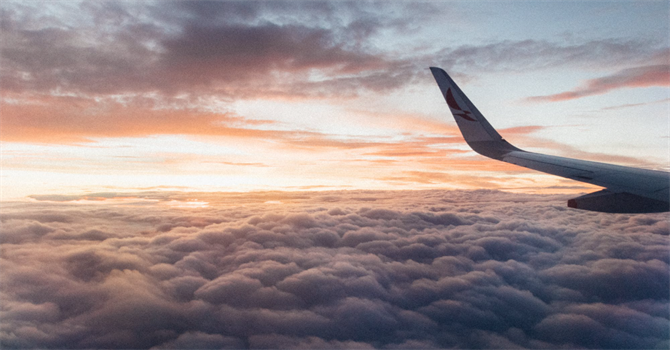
1,190,668,349
2,1,668,144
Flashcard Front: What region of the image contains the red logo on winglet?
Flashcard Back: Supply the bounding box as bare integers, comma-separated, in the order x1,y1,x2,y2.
446,88,476,121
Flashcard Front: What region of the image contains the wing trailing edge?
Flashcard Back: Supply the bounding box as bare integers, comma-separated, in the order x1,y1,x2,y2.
429,66,670,213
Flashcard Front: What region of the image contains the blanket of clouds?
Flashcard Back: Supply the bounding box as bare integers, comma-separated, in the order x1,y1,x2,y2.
1,190,668,349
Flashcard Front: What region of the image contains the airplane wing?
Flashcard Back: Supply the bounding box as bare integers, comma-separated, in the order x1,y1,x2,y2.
429,67,669,213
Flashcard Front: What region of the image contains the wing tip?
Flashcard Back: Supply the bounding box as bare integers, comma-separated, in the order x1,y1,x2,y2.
429,66,447,76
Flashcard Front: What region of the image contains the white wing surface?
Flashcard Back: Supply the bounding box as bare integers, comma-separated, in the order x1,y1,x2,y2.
430,67,669,213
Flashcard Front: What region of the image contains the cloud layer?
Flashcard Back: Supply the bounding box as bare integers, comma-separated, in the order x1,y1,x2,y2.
2,1,668,144
1,190,668,349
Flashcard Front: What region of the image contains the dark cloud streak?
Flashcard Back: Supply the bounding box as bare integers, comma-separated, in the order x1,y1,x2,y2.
0,1,408,98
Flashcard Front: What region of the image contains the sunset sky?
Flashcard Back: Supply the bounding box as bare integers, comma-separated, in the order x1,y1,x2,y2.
2,0,668,199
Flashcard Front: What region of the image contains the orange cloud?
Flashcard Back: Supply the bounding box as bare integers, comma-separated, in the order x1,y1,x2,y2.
379,168,534,189
347,110,462,136
0,94,306,144
498,126,544,135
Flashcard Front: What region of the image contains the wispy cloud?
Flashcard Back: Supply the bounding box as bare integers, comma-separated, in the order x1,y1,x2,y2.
526,65,670,102
601,97,670,111
436,39,667,73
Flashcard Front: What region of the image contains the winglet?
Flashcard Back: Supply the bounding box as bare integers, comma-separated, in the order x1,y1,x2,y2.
430,67,521,159
429,67,669,213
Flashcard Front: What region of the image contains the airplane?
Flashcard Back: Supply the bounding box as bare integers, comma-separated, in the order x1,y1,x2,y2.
429,67,669,213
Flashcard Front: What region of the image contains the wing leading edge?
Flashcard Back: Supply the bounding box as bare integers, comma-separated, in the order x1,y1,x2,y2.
429,67,670,213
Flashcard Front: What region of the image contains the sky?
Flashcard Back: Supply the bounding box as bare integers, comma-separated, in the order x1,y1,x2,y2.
1,1,670,349
1,0,668,199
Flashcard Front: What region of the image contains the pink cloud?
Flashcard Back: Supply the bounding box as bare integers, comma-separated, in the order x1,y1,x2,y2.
526,65,670,102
